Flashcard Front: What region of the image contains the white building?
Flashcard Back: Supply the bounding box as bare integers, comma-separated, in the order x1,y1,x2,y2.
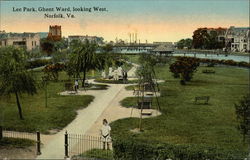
225,26,250,52
0,31,40,51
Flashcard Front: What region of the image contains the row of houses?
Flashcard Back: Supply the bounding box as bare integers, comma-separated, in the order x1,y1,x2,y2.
196,26,250,52
0,25,105,51
225,26,250,52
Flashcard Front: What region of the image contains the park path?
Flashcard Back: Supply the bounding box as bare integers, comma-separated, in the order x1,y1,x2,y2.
36,64,138,159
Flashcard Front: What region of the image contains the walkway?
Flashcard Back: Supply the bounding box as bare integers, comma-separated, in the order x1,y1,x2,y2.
37,64,138,159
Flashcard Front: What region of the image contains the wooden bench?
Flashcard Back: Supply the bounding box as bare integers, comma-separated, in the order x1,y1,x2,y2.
138,97,152,109
195,96,210,104
65,82,75,94
141,111,152,116
202,69,215,74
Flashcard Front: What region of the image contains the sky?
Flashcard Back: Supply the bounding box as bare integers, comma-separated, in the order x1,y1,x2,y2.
0,0,249,42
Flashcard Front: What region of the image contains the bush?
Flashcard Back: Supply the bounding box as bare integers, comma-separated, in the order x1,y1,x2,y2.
26,59,52,69
175,56,250,68
112,137,248,160
75,149,113,160
0,137,35,148
169,57,200,83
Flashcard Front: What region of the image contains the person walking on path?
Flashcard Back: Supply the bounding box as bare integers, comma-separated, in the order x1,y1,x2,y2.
74,79,79,93
100,119,111,150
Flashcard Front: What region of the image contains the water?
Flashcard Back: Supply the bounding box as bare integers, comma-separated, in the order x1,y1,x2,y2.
173,51,249,63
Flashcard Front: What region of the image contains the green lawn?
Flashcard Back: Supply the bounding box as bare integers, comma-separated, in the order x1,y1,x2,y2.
0,70,94,133
0,137,35,148
111,64,249,154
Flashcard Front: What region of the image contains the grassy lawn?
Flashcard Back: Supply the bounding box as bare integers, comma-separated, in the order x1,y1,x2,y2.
0,70,94,133
0,137,35,148
111,64,249,154
124,55,140,64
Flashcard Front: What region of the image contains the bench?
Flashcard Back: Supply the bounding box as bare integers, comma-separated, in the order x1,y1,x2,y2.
195,96,210,104
141,111,152,116
138,97,152,109
202,69,215,74
65,82,75,94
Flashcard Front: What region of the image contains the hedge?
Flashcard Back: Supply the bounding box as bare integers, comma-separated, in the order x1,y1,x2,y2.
175,56,250,68
26,59,52,69
112,137,248,160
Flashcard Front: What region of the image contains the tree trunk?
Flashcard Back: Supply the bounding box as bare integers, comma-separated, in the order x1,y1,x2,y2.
82,67,87,88
15,92,24,120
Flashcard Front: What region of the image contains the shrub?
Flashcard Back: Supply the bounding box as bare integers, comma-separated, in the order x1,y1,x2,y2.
175,56,250,68
169,57,199,84
112,137,248,160
26,59,52,69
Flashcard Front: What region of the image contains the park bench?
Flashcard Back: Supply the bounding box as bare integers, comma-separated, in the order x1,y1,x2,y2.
65,82,75,94
194,96,210,104
202,69,215,74
137,96,152,109
141,111,152,116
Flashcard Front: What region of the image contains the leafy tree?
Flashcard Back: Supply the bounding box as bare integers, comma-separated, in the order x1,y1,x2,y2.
177,38,193,49
102,44,113,53
192,28,210,49
40,38,68,56
0,47,37,120
66,39,101,87
192,28,226,49
235,94,250,143
169,57,199,85
40,38,54,56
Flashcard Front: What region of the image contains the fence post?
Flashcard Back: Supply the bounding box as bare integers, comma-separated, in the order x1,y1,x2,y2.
36,131,41,155
65,131,69,158
0,126,2,140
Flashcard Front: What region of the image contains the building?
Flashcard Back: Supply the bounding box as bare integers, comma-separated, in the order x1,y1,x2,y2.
224,26,250,52
113,42,174,54
0,31,40,51
113,43,156,54
37,32,49,39
47,25,62,41
151,44,174,55
68,35,104,44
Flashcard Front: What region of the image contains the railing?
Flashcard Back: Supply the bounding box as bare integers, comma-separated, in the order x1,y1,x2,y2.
65,132,113,159
0,126,41,155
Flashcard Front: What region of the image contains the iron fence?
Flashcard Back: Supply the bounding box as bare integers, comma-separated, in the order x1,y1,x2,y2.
65,132,113,159
0,126,41,155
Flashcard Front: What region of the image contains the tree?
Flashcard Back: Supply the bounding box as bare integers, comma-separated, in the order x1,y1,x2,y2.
66,39,101,87
0,47,37,120
169,57,199,85
177,38,193,49
235,94,250,143
102,44,113,53
136,54,160,131
192,28,210,49
40,38,54,56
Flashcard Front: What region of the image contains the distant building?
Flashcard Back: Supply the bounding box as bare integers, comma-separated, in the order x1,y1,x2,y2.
113,43,156,54
224,26,250,52
68,35,104,44
113,42,174,54
47,25,62,41
151,44,174,55
37,32,49,39
0,32,40,51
